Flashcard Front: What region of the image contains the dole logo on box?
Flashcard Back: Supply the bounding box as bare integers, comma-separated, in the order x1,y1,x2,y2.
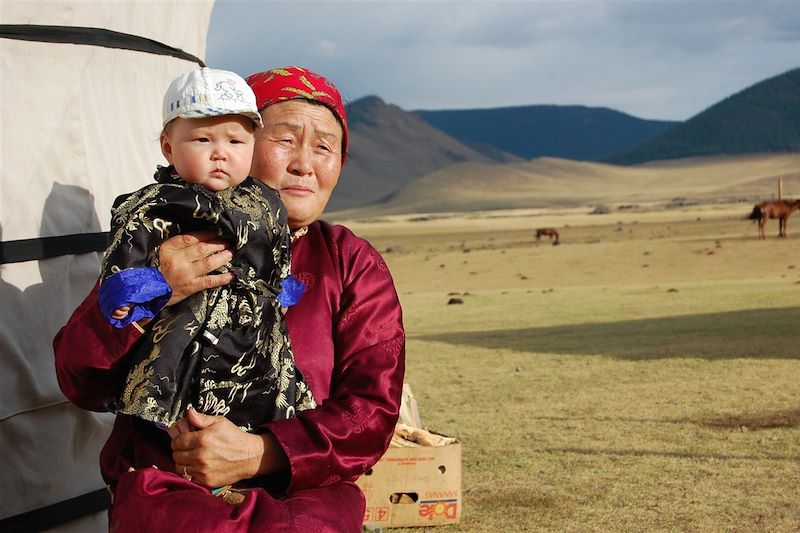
418,499,458,520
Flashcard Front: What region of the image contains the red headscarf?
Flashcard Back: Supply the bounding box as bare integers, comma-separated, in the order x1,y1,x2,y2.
246,66,349,162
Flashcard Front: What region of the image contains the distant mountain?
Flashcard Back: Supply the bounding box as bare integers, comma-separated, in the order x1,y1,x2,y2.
414,105,676,161
329,66,800,213
329,96,520,211
606,68,800,165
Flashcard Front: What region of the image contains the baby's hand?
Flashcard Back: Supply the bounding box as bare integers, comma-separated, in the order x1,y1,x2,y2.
112,306,131,320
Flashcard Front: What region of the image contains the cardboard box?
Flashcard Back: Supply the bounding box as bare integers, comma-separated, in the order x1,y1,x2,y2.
357,438,462,528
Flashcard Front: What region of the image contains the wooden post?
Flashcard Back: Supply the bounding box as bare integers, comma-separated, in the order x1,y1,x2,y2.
779,177,784,200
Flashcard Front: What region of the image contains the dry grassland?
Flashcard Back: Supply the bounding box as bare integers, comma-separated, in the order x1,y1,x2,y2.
335,153,800,216
338,201,800,532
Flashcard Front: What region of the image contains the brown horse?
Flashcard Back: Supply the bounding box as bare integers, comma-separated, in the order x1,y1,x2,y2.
535,227,559,245
747,199,800,239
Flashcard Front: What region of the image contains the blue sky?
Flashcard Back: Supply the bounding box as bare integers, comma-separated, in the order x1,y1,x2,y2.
206,0,800,121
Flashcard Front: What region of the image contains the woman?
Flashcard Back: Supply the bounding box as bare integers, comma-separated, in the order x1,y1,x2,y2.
54,66,405,532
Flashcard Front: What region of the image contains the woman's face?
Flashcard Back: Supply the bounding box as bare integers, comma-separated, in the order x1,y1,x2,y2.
250,100,344,229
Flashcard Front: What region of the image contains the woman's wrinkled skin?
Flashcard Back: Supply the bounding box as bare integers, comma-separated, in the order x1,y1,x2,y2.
250,100,344,229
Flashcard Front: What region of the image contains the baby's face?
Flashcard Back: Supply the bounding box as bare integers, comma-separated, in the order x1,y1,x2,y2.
161,115,255,191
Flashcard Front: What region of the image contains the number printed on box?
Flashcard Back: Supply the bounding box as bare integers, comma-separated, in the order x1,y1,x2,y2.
364,507,391,522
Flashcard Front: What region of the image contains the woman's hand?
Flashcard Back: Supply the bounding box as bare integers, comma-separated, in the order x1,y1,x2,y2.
158,231,234,307
170,408,289,488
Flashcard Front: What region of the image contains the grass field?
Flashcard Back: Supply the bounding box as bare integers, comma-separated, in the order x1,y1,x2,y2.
337,201,800,532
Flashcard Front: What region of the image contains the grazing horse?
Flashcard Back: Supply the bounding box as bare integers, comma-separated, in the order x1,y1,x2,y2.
747,199,800,239
535,227,559,245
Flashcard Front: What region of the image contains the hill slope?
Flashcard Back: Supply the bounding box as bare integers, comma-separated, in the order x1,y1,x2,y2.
330,153,800,217
607,68,800,164
414,105,676,161
329,96,520,211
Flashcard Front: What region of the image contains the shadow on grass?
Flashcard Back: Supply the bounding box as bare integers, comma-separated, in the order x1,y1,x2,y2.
701,408,800,430
528,410,800,430
540,447,800,462
417,307,800,360
470,485,566,510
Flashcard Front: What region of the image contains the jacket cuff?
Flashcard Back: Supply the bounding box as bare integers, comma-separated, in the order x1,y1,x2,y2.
99,267,172,328
263,418,307,491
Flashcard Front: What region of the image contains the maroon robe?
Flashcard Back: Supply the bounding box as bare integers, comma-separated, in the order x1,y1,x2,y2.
54,220,406,532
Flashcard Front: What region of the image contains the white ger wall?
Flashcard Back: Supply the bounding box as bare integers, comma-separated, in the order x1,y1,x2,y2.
1,1,214,527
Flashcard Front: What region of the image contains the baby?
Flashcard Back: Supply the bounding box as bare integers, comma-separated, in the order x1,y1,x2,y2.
98,68,315,432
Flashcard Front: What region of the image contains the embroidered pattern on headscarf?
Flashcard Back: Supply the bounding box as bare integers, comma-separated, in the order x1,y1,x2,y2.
246,66,349,161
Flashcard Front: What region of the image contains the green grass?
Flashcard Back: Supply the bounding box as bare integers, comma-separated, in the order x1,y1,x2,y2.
348,208,800,532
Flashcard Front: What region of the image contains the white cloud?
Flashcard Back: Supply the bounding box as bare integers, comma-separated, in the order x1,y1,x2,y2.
316,39,338,56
